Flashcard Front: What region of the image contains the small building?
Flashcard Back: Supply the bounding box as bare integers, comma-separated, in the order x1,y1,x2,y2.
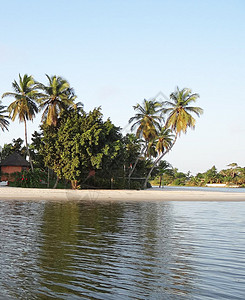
0,152,30,182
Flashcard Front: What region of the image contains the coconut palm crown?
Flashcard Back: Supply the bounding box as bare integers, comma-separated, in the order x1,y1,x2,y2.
129,99,162,142
36,75,77,126
163,87,203,136
155,127,174,155
2,74,38,123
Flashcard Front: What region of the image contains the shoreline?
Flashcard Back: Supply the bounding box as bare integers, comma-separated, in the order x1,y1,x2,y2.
0,187,245,202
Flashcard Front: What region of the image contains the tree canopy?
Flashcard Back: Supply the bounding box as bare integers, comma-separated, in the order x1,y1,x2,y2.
40,107,124,189
36,75,77,126
1,74,205,189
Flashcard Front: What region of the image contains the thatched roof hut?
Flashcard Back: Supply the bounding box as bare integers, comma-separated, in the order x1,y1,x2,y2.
0,152,30,181
1,152,30,167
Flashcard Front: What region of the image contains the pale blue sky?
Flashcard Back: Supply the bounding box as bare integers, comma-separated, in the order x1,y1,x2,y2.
1,0,244,174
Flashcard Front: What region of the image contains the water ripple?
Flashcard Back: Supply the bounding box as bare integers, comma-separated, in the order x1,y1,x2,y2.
0,200,245,299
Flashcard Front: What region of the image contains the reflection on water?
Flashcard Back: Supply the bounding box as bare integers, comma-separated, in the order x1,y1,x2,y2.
0,200,245,299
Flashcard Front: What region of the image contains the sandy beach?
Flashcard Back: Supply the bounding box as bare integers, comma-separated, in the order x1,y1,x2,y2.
0,187,244,202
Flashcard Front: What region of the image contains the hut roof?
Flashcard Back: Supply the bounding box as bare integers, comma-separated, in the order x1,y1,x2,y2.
0,152,30,167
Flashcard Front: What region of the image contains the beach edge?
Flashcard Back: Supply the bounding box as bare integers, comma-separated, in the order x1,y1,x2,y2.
0,187,245,202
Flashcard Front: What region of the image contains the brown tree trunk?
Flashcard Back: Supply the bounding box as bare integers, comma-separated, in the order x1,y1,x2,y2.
24,119,34,172
71,180,78,189
53,174,59,189
143,134,178,189
128,143,147,188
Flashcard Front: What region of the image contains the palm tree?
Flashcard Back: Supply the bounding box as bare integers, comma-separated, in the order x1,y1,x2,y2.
155,127,174,156
129,99,162,142
163,87,203,148
143,87,203,189
2,74,39,171
156,160,173,187
36,75,77,126
227,163,239,178
0,101,10,131
128,99,162,180
143,127,174,188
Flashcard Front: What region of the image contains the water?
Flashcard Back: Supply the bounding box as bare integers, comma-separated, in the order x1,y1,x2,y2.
0,199,245,299
152,185,245,193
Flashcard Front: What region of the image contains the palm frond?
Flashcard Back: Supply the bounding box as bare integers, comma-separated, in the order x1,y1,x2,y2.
2,92,19,98
185,106,204,116
0,102,10,131
37,75,77,126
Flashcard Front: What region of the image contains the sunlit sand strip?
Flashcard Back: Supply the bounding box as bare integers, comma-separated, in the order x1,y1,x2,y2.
0,187,244,202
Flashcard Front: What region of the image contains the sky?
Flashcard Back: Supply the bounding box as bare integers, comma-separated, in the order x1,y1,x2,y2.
0,0,244,175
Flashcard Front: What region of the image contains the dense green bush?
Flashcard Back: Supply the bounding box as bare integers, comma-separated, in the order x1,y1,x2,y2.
12,169,47,188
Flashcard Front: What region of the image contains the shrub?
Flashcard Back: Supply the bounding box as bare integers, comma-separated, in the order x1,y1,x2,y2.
12,169,47,188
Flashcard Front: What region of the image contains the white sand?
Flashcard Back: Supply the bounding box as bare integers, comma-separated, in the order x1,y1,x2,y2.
0,187,244,202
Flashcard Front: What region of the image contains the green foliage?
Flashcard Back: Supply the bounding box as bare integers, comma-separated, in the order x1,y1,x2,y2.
172,178,185,186
203,166,219,183
0,138,26,161
36,75,77,126
122,133,145,176
163,87,203,136
128,87,203,188
155,128,174,155
2,76,206,190
2,74,39,123
40,107,125,188
10,169,46,188
151,164,192,186
2,74,40,171
30,131,45,168
129,99,162,142
187,163,245,187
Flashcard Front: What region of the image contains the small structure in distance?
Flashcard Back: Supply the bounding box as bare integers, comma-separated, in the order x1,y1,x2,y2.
0,152,30,182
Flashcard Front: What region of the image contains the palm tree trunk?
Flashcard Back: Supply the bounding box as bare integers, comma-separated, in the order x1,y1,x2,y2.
128,143,147,188
24,119,34,172
53,174,59,189
47,167,50,188
143,134,178,189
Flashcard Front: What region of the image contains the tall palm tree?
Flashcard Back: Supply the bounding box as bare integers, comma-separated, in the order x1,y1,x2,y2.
163,87,203,144
128,99,162,179
0,101,10,131
2,74,39,171
143,87,203,189
36,75,77,126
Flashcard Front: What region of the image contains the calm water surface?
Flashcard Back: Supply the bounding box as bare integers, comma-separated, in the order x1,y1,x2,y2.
0,198,245,299
153,185,245,193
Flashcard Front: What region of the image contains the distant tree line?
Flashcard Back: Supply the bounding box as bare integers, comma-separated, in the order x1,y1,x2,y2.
151,163,245,187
